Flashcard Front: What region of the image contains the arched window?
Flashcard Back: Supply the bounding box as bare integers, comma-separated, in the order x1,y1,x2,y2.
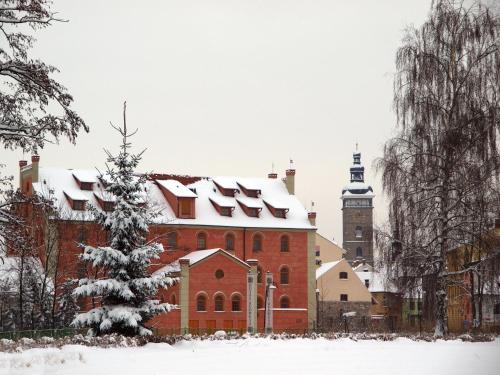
257,266,263,283
196,294,206,311
170,294,177,305
280,267,290,284
252,233,263,252
225,233,235,251
197,232,207,250
355,226,363,238
167,231,178,249
356,247,363,257
280,296,290,308
257,296,264,309
214,294,224,311
494,303,500,315
231,294,241,311
339,271,348,280
252,233,262,251
280,235,289,252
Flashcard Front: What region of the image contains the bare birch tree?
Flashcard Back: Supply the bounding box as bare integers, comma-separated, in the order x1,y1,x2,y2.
377,0,500,337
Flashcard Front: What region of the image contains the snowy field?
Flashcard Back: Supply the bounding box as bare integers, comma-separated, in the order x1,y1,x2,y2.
1,337,499,375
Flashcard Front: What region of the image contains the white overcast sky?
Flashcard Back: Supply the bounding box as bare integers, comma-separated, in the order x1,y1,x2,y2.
2,0,438,243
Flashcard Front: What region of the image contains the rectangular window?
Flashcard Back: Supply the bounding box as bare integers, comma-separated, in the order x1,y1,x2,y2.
220,207,231,216
180,199,191,216
73,201,85,210
80,182,93,191
340,294,348,302
409,301,415,310
104,201,114,212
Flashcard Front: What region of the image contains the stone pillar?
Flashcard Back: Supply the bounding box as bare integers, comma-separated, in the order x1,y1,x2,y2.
307,231,317,330
265,272,274,334
246,259,258,333
179,258,190,334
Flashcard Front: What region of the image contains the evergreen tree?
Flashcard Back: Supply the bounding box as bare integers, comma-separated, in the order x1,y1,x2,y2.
72,103,175,336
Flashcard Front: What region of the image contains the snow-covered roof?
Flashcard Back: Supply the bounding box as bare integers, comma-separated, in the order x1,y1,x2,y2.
33,167,316,230
179,248,250,268
355,271,398,293
237,179,261,191
72,170,98,183
316,260,342,279
342,182,374,197
263,198,289,210
64,188,88,201
156,179,198,198
236,197,263,209
152,260,181,276
353,263,374,273
212,177,239,191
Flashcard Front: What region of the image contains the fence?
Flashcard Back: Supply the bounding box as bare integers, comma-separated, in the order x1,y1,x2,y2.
0,328,80,340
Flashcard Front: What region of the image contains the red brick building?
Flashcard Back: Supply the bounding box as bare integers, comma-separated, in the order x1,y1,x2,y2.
18,156,317,333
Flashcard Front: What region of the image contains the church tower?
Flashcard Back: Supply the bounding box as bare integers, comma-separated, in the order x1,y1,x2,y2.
341,151,374,265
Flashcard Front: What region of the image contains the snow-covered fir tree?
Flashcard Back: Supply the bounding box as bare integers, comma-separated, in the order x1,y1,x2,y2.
72,103,175,336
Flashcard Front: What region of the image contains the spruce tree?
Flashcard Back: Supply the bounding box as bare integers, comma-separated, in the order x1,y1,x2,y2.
72,103,175,336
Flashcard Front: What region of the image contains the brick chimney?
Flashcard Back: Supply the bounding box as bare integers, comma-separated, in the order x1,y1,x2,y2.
268,173,278,179
19,160,27,189
31,154,40,183
308,212,316,226
285,169,295,195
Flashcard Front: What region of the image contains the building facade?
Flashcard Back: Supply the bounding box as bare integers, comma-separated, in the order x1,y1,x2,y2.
341,152,374,265
17,156,318,333
316,258,372,331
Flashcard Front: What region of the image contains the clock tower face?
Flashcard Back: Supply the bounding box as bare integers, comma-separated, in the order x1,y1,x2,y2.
341,151,374,265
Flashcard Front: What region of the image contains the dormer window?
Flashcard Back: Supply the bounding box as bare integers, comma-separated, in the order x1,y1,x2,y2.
212,178,239,197
64,190,88,211
237,198,262,218
72,171,96,191
237,182,261,198
264,200,289,219
156,179,197,219
209,196,235,217
94,192,115,212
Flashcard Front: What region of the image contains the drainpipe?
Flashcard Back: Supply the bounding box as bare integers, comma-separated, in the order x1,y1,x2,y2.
243,227,246,261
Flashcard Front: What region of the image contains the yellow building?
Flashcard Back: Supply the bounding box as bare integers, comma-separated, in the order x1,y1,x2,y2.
447,223,500,333
315,232,345,265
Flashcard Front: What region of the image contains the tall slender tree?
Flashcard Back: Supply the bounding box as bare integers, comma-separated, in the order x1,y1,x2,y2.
377,0,500,337
72,103,175,336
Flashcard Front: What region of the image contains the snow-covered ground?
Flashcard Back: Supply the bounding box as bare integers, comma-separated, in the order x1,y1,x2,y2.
1,337,499,375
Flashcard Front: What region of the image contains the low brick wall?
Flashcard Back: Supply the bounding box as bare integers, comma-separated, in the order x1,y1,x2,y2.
318,301,371,331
